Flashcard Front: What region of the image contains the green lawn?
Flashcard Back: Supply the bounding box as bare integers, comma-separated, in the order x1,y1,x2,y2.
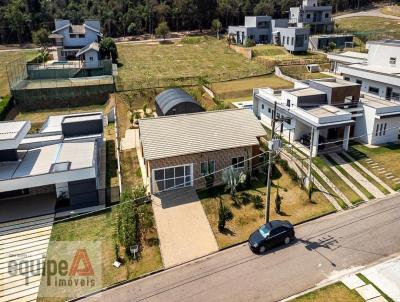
348,143,400,191
291,282,364,302
200,165,335,249
280,65,332,80
313,157,362,205
39,208,162,300
116,37,269,91
211,74,293,100
0,50,38,96
336,17,400,41
381,5,400,17
251,44,324,60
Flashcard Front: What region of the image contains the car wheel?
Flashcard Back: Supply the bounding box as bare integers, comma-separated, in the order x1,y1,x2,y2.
284,236,290,245
258,246,266,253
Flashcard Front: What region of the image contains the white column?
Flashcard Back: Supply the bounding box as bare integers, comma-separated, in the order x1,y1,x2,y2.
311,128,319,157
343,125,350,151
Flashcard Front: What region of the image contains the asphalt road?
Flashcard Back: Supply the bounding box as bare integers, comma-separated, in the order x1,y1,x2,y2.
81,194,400,302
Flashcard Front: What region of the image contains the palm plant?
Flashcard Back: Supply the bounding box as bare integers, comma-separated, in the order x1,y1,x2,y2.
222,166,246,206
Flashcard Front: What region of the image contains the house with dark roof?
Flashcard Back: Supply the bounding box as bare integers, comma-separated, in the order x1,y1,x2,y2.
155,88,204,116
49,19,102,67
138,109,266,193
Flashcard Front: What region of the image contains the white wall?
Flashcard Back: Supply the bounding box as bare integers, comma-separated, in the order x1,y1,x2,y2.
60,27,99,48
84,49,99,67
367,44,400,68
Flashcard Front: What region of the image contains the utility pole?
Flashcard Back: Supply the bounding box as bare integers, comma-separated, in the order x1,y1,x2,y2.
307,127,314,188
265,102,277,224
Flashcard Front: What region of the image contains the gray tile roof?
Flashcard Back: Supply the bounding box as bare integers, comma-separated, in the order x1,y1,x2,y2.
139,109,266,161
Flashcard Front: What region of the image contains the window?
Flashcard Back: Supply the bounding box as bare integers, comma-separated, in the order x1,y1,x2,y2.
376,124,379,136
344,76,350,81
268,108,271,113
379,124,384,136
291,37,294,45
304,35,308,41
383,123,387,135
389,57,397,65
286,99,291,107
356,79,362,85
232,156,245,169
286,117,291,125
369,86,380,95
257,21,268,28
78,34,85,38
154,164,192,191
262,104,265,109
89,56,94,61
325,13,329,18
306,13,311,19
287,36,289,44
201,160,216,176
69,34,77,38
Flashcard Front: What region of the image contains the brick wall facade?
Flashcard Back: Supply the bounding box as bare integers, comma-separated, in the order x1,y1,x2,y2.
147,145,259,192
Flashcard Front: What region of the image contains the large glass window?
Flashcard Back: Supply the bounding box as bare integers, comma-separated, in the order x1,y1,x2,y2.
369,86,380,95
153,165,192,192
201,160,216,176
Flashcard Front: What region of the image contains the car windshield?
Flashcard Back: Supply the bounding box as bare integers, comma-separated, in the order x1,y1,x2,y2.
258,224,272,238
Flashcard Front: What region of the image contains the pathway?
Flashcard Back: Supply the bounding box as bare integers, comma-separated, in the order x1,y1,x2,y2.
0,214,54,302
334,7,400,20
330,153,385,199
321,155,369,201
342,152,395,194
151,188,218,268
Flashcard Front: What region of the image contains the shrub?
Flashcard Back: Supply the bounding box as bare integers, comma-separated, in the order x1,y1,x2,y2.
244,38,256,47
181,36,206,44
278,159,299,183
100,37,118,62
275,187,282,214
135,168,142,177
252,195,264,210
0,96,12,120
218,197,233,232
239,192,252,205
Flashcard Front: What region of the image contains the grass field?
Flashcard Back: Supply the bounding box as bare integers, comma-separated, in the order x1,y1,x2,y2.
116,37,269,90
280,65,332,80
291,282,364,302
200,166,335,249
39,207,162,299
211,74,293,100
336,17,400,41
381,5,400,17
251,44,324,60
0,50,38,96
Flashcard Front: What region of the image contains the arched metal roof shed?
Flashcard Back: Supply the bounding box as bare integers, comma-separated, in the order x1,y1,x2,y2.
155,88,204,116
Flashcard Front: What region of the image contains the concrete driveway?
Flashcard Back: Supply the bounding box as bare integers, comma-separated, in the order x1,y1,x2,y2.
152,188,218,268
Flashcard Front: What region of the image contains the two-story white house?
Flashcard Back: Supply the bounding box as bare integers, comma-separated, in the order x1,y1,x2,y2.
49,19,103,67
329,40,400,102
289,0,333,34
228,16,310,53
253,78,400,156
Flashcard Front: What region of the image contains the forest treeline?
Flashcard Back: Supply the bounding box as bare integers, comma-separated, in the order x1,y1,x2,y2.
0,0,389,44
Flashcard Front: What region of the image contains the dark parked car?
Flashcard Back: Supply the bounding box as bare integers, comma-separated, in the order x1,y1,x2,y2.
248,220,295,253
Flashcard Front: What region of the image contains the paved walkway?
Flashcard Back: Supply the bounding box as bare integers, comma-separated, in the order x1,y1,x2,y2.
0,214,54,302
342,152,395,194
330,153,385,199
120,128,139,150
334,7,400,20
152,188,218,268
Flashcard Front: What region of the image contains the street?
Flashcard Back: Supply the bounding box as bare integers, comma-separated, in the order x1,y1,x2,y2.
80,194,400,302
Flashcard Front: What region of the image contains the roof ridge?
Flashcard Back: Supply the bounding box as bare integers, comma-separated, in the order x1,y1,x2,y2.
140,108,247,122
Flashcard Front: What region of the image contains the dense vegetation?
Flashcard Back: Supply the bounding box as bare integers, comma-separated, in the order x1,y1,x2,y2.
0,0,389,44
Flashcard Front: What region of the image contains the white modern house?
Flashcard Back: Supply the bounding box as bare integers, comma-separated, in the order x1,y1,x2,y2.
329,40,400,101
228,16,310,53
0,112,106,220
289,0,333,34
253,78,400,156
49,19,103,67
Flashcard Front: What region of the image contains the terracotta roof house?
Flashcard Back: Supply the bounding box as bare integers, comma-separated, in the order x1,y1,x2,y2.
138,109,266,193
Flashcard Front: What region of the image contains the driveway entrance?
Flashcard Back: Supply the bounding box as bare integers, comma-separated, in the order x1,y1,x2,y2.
152,188,218,268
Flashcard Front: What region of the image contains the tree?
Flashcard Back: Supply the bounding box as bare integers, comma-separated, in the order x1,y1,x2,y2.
218,197,233,232
99,37,118,63
2,0,30,44
211,19,222,39
274,187,282,214
155,21,170,40
32,28,49,47
222,166,247,206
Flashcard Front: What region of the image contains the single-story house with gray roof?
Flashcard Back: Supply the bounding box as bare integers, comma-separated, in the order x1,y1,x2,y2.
138,109,266,193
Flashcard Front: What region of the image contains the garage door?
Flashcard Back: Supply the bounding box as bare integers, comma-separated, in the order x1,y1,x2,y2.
152,164,193,193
